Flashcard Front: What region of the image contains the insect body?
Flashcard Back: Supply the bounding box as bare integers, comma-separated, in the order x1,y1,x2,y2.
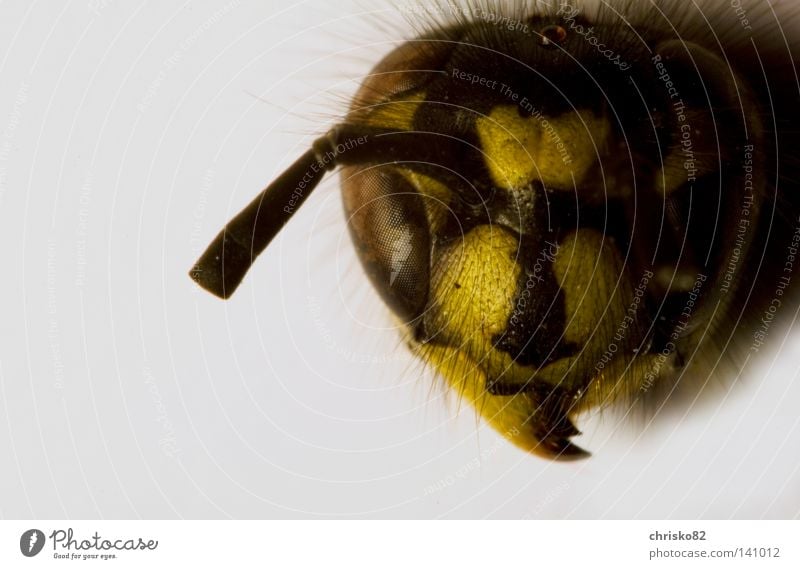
191,1,800,459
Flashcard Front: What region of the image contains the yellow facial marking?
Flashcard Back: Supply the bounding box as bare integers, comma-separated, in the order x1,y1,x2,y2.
427,224,520,369
419,224,552,454
413,226,660,453
398,168,452,234
551,229,659,408
553,229,627,347
476,106,610,190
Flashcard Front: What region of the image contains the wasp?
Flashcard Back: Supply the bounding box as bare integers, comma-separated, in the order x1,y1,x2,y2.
190,0,800,459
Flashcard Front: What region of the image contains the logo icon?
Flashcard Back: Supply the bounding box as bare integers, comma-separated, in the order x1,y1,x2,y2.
20,529,45,557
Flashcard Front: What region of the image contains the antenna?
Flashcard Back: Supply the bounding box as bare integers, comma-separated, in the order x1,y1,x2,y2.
188,125,449,299
189,130,342,299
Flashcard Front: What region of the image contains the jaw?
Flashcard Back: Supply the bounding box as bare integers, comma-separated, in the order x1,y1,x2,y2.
409,339,590,460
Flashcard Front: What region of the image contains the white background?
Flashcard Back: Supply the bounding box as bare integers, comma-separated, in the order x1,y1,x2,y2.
0,0,798,519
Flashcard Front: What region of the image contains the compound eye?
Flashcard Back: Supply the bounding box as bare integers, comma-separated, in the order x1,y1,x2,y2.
539,25,567,48
340,165,431,325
